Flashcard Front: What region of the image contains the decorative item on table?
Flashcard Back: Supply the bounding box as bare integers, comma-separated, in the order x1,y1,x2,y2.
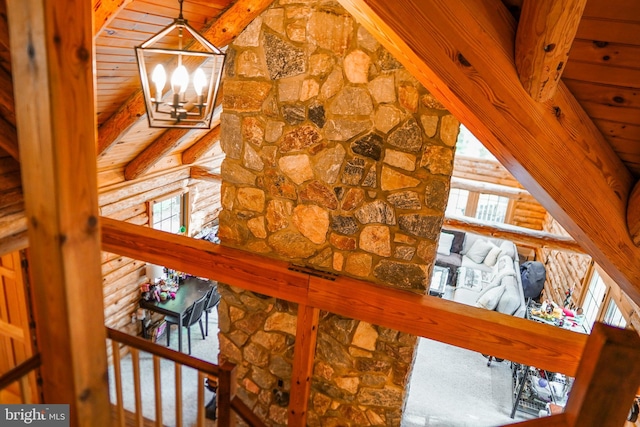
146,263,166,282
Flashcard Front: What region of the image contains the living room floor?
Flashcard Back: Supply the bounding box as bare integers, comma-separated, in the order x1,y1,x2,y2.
401,284,535,427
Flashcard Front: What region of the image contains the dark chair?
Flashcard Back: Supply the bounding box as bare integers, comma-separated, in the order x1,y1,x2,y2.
204,285,221,337
166,294,207,354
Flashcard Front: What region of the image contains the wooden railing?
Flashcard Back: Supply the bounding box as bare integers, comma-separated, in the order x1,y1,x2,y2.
102,218,640,427
107,328,265,427
0,353,41,403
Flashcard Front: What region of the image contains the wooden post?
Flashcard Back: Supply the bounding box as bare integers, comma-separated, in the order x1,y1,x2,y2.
563,322,640,427
217,360,237,427
288,304,319,426
6,1,110,425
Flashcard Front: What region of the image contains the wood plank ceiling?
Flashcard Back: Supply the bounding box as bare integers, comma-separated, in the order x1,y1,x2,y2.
95,0,234,176
1,0,640,301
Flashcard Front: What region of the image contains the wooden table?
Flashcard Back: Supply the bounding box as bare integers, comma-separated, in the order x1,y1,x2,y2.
140,277,213,352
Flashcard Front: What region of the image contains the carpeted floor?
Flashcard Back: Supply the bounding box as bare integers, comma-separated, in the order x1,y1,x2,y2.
109,310,221,427
402,338,534,427
111,293,534,427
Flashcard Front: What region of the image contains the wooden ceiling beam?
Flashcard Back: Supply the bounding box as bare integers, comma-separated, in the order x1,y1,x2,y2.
124,106,222,180
515,0,586,102
626,183,640,245
182,122,221,165
7,0,110,422
190,166,221,182
96,0,274,156
337,0,640,305
93,0,134,38
123,128,191,180
101,217,587,376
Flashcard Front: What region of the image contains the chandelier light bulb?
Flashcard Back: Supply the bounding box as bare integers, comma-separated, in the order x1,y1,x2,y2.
151,64,166,100
193,68,207,97
135,0,225,128
171,64,189,95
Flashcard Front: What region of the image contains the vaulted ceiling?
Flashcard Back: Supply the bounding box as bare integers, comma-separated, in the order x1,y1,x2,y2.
1,0,640,303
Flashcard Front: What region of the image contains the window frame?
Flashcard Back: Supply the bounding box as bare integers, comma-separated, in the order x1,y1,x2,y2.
446,188,513,224
578,264,630,333
148,190,190,235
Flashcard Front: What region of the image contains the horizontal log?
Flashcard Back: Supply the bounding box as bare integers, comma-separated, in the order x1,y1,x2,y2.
0,210,26,240
182,124,221,165
443,214,585,253
190,166,222,182
451,176,534,201
99,169,190,206
308,274,585,376
101,217,309,304
100,179,188,217
101,217,587,376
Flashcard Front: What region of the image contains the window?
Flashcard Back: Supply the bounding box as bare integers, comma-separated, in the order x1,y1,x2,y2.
456,125,497,161
445,189,469,217
603,300,627,329
446,190,511,224
151,193,187,234
581,271,607,334
475,194,509,223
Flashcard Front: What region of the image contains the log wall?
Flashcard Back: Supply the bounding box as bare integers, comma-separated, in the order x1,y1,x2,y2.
0,148,25,252
452,155,547,230
98,149,224,338
537,215,592,306
540,216,640,333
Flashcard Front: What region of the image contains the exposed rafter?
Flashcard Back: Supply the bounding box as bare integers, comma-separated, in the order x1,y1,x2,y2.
182,123,221,164
124,105,223,180
190,166,221,182
96,0,275,156
338,0,640,305
93,0,133,37
124,128,191,181
627,182,640,245
515,0,586,102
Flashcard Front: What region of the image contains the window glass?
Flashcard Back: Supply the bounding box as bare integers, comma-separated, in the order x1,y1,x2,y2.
152,194,183,234
446,189,469,217
603,300,626,329
475,193,509,223
582,272,607,333
456,124,497,161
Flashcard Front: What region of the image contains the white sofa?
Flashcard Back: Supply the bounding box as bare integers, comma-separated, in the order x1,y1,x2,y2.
446,233,526,318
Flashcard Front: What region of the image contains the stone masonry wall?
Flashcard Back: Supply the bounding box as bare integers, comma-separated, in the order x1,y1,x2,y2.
217,1,459,425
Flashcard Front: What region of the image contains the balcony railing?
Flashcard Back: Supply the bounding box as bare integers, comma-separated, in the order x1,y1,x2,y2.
0,353,41,404
107,327,265,427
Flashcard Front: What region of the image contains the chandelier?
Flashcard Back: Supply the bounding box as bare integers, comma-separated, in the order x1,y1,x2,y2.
135,0,225,129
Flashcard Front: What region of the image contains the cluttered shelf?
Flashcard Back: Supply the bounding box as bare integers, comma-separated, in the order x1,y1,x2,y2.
509,299,587,419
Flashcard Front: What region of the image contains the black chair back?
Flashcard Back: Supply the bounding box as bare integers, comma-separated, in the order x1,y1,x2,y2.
182,294,207,327
205,286,221,311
